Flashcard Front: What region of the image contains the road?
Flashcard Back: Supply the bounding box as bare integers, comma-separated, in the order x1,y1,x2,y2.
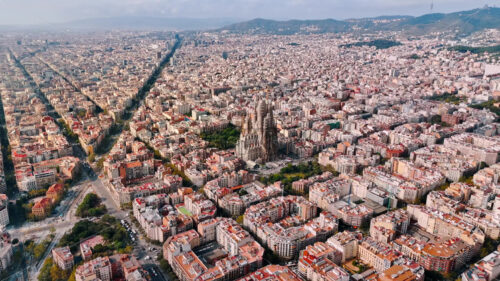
5,35,183,280
15,34,183,235
134,241,170,281
6,46,121,238
144,264,168,281
4,165,130,280
30,232,63,280
36,56,104,113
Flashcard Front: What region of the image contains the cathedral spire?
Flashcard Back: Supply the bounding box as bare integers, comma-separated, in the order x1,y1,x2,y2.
236,99,278,164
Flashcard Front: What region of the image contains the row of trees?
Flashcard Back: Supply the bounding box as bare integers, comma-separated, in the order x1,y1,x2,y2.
159,255,180,281
94,121,123,156
165,163,193,187
0,95,18,196
25,236,54,261
38,257,72,281
57,118,79,144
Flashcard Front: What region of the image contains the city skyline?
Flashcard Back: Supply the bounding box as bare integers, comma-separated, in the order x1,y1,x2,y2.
0,0,499,280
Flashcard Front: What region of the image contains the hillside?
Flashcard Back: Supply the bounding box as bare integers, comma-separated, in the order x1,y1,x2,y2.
219,18,351,35
218,7,500,35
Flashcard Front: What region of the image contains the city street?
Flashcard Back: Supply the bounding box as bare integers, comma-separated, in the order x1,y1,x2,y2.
144,264,168,281
1,4,500,281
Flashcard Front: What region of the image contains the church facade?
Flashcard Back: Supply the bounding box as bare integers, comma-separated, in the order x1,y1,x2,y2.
236,99,278,163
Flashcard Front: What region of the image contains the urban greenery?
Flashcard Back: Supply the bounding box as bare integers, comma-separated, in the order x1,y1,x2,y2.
94,122,123,155
129,212,162,246
236,215,244,225
27,188,48,199
449,44,500,54
57,118,79,144
13,189,65,222
428,92,465,105
459,175,475,185
341,39,402,50
424,270,459,281
38,257,72,281
58,215,129,252
25,235,54,261
76,193,107,217
159,256,180,281
120,202,132,210
96,156,106,170
469,100,500,118
0,95,18,196
200,124,240,150
259,161,324,195
479,237,500,260
352,259,367,273
429,114,451,127
67,267,77,281
165,163,193,187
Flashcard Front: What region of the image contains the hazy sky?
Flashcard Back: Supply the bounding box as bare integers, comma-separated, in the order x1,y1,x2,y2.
0,0,499,25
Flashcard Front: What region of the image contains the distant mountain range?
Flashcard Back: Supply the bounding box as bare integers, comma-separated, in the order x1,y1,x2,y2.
218,7,500,35
1,7,498,34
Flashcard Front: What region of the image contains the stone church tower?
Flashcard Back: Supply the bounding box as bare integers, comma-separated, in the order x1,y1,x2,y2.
236,99,278,163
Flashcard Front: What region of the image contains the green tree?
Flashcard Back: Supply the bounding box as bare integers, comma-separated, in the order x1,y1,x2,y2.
154,150,162,160
76,193,107,217
38,257,53,281
199,125,240,150
67,267,77,281
59,216,130,252
77,110,86,118
360,220,371,234
28,188,48,199
429,114,442,125
50,263,71,281
96,157,105,170
159,258,180,281
236,215,244,225
33,240,50,259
